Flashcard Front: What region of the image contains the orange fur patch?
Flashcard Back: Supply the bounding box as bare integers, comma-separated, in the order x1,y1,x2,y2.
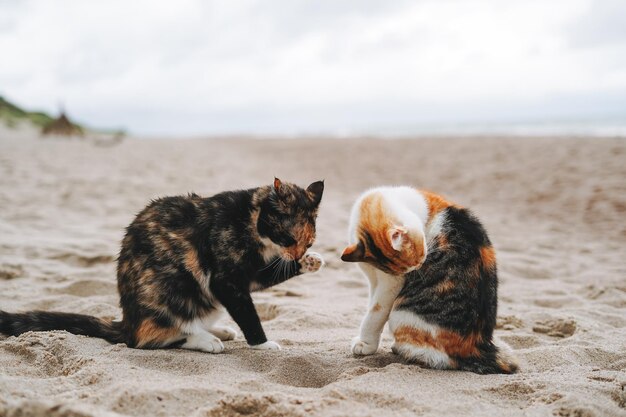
184,248,204,280
420,190,454,218
496,356,519,374
135,319,180,348
371,303,382,312
357,193,423,274
394,326,438,349
496,358,511,373
287,223,315,260
359,192,394,250
434,279,455,294
437,330,482,358
479,246,497,270
394,325,481,358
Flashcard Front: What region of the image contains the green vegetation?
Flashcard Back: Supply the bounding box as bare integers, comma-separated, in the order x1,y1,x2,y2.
0,96,56,128
0,95,125,137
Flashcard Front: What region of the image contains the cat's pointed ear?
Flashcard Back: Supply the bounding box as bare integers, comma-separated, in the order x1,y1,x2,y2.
388,226,407,251
306,180,324,206
341,242,364,262
273,177,282,193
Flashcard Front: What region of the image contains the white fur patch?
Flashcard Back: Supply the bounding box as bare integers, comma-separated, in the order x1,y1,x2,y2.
180,318,207,335
425,211,447,241
392,342,451,369
250,340,281,351
388,310,452,368
388,310,440,336
260,237,283,262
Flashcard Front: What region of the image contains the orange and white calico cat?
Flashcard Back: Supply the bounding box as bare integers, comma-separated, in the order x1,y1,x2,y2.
341,186,518,374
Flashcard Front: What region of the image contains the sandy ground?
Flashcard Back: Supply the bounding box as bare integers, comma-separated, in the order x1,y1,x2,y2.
0,128,625,417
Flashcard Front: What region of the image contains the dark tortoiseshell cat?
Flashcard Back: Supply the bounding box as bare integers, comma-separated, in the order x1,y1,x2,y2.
341,186,518,374
0,179,324,352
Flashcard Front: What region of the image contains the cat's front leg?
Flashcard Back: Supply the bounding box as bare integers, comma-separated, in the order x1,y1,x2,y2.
211,276,281,351
254,252,324,289
352,271,405,356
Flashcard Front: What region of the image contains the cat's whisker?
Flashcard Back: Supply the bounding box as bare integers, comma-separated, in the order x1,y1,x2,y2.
258,256,281,272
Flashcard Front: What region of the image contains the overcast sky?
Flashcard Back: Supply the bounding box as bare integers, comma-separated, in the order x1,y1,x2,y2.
1,0,626,135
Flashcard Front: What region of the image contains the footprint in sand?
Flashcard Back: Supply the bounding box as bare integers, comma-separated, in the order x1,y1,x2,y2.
1,332,91,378
496,315,524,330
255,303,280,321
532,318,577,338
266,355,342,388
54,280,117,297
617,382,626,408
507,264,552,280
0,264,23,280
205,393,316,416
533,297,579,309
50,253,115,268
269,288,302,297
487,381,537,402
553,406,597,417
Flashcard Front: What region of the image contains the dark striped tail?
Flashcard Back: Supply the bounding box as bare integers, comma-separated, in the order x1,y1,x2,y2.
0,310,126,344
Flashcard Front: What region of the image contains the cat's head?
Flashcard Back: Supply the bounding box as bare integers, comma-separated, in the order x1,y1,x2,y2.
257,178,324,260
340,193,426,275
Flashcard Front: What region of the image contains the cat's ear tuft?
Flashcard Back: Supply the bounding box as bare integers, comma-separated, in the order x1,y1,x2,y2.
341,242,364,262
388,226,407,251
306,180,324,205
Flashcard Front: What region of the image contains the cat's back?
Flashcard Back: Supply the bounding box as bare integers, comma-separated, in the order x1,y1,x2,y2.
132,193,205,230
119,193,207,264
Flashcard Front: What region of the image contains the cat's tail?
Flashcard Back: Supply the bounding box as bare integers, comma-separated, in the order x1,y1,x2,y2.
455,337,519,374
0,310,126,344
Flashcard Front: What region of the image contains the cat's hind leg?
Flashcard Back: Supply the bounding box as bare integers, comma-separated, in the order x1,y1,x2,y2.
180,320,225,353
388,310,452,369
199,309,238,341
181,331,225,353
208,326,237,341
133,318,186,349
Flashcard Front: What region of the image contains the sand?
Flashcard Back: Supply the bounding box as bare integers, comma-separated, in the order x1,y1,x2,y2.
0,128,625,417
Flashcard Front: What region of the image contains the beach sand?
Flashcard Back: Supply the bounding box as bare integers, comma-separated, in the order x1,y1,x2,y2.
0,130,625,416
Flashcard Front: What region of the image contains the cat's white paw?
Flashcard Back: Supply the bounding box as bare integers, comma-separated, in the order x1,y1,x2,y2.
351,337,378,356
209,325,237,341
250,340,282,351
299,252,324,273
182,332,225,353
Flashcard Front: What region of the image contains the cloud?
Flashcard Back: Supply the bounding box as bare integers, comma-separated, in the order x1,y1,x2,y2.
1,0,625,135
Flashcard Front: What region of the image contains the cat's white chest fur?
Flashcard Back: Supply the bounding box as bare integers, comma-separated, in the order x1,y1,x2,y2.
259,237,282,262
